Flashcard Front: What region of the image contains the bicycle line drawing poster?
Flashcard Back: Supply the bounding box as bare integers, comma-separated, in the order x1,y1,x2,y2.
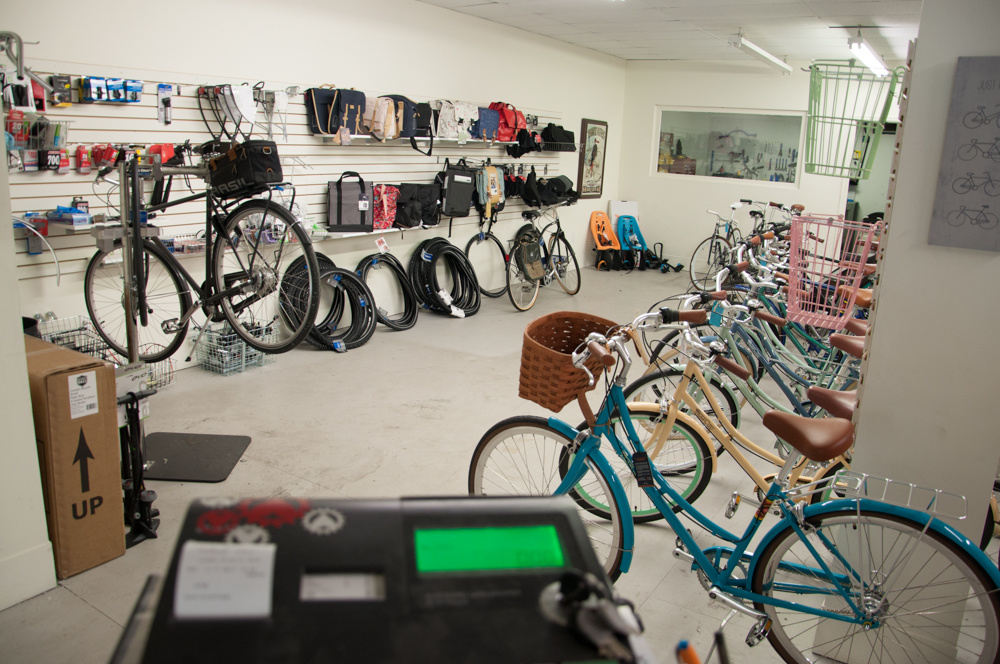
929,56,1000,251
578,118,608,199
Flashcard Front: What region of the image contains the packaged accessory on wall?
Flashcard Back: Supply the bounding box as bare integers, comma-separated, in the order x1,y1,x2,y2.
540,123,576,152
208,140,282,200
328,172,372,233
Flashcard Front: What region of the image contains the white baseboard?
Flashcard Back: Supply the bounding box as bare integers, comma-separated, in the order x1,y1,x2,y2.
0,542,56,611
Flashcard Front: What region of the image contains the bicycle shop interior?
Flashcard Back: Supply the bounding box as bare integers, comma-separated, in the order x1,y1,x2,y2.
3,1,1000,663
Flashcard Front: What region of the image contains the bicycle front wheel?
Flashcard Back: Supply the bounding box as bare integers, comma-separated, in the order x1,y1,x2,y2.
549,232,581,295
85,239,192,363
468,416,625,581
752,508,1000,663
464,232,508,298
689,236,731,290
506,250,540,312
563,405,713,524
212,200,319,353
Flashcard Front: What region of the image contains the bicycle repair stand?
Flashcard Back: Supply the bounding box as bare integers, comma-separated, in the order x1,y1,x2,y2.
91,156,250,487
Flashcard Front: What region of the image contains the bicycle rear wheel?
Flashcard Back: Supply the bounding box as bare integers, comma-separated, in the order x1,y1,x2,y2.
752,508,1000,663
689,235,731,290
506,246,540,312
468,416,625,581
549,231,581,295
84,239,191,363
212,199,319,353
464,232,508,298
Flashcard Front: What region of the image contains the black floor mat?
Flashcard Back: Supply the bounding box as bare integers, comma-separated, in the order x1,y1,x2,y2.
143,432,251,482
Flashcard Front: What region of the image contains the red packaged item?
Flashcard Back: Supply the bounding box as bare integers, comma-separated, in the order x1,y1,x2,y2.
57,149,70,174
76,145,92,174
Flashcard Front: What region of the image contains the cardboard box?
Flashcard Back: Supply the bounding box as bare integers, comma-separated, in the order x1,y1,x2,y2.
24,335,124,579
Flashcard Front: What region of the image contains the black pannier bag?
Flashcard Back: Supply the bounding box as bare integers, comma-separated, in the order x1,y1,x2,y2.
208,140,282,200
540,123,577,152
396,183,440,228
327,172,372,233
436,158,477,217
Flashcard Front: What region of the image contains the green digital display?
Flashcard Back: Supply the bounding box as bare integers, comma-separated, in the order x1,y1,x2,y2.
414,525,565,573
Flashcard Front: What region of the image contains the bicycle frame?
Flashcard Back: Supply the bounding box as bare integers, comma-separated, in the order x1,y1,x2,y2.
548,379,1000,627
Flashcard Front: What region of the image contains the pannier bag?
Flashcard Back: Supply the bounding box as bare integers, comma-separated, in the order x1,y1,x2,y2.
437,158,477,218
433,100,459,139
476,164,506,220
396,183,440,229
471,107,500,142
209,140,282,200
305,87,366,144
385,95,418,137
488,102,527,142
372,184,399,230
328,171,372,233
514,226,545,281
363,96,401,141
453,101,479,141
540,123,577,152
410,102,434,155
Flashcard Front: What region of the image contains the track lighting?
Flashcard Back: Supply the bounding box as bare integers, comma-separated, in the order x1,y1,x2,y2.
730,34,792,74
848,31,889,77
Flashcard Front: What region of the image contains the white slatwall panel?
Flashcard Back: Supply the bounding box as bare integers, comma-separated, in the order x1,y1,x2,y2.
10,73,569,285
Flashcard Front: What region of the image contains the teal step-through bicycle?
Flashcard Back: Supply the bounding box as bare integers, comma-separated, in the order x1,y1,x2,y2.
469,308,1000,663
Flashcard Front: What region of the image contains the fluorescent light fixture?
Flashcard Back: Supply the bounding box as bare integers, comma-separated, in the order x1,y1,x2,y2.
731,34,792,74
848,31,889,77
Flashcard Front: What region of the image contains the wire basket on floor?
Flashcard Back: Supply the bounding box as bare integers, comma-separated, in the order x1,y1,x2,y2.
35,315,177,388
519,311,618,412
195,322,277,376
785,215,876,331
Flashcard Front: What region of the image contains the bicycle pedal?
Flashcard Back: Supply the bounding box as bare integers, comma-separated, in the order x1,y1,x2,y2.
161,318,181,333
746,616,772,647
725,491,741,519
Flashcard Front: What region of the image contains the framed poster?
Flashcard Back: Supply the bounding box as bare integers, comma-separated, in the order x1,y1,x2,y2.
929,56,1000,251
578,119,608,199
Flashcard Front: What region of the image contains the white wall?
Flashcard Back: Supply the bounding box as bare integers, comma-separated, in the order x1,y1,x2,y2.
853,0,1000,540
1,0,626,604
619,60,849,264
5,0,628,323
0,134,57,609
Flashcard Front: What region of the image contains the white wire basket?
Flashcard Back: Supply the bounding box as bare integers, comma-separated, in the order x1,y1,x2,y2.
194,322,276,376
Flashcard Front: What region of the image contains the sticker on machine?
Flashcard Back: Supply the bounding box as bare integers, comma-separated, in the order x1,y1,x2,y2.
68,371,99,419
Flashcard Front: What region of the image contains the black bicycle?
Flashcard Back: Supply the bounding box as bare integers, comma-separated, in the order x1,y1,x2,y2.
84,145,320,362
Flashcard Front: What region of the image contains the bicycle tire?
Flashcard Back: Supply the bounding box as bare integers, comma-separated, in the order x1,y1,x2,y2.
408,238,481,316
561,405,713,524
356,253,419,331
84,238,192,363
751,508,1000,663
468,416,625,581
982,496,999,552
506,239,541,312
689,236,731,290
549,231,581,295
282,253,343,350
212,199,320,353
463,232,508,298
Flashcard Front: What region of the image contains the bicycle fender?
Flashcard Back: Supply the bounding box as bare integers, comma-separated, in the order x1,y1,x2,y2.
747,498,1000,589
546,417,635,573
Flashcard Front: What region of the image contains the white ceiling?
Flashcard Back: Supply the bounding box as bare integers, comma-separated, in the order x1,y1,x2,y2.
415,0,920,65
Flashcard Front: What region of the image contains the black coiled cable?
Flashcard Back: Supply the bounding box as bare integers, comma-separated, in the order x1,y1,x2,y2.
281,252,377,350
407,238,481,317
355,253,419,331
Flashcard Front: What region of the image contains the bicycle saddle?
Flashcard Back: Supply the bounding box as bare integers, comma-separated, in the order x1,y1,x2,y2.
843,318,868,336
521,210,540,221
762,411,854,463
806,386,857,420
830,333,864,360
835,285,873,309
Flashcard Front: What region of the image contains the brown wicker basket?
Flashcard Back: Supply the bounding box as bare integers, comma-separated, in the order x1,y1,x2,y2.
519,311,619,413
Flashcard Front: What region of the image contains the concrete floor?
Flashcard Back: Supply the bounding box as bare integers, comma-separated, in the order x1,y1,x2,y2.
3,266,991,663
